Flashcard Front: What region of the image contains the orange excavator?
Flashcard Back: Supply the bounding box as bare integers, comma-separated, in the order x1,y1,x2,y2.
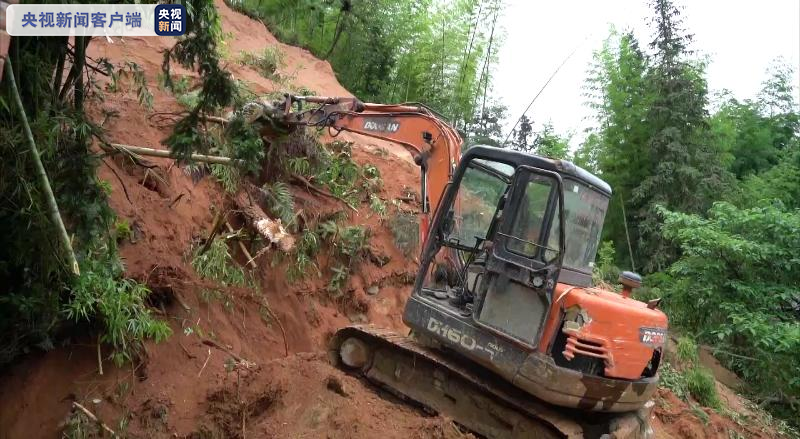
254,95,668,438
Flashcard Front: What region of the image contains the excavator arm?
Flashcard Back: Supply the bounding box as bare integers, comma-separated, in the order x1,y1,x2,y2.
255,95,463,238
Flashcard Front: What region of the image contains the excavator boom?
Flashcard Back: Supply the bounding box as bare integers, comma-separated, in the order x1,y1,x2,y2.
260,95,461,238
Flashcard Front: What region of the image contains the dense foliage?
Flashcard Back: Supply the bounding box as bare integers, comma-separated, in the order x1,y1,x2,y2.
657,202,800,406
226,0,503,130
2,0,797,427
581,0,800,425
0,0,234,366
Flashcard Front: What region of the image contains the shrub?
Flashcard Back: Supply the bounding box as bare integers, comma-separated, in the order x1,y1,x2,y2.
658,362,689,400
676,336,699,365
65,258,172,366
592,240,620,285
239,47,285,81
658,202,800,422
685,367,721,409
114,219,133,242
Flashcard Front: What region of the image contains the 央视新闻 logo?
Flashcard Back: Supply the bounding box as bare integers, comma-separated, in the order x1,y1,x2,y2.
154,4,185,36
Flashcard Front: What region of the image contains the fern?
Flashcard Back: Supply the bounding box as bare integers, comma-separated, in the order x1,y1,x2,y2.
211,163,240,194
287,157,312,176
261,181,295,225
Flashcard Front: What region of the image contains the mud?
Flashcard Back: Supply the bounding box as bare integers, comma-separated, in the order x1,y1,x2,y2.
0,1,784,438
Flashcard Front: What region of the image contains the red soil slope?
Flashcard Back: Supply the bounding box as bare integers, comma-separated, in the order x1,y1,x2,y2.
0,2,784,438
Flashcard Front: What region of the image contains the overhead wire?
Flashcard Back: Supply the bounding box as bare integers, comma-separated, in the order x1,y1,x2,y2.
502,35,591,145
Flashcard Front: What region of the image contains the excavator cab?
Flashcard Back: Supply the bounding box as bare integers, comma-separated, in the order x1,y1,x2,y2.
403,145,662,415
408,146,570,357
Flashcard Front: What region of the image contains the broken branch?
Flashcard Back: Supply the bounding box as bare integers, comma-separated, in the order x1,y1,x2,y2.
225,222,257,269
200,210,227,255
72,402,116,436
234,188,295,252
197,348,211,377
201,339,256,368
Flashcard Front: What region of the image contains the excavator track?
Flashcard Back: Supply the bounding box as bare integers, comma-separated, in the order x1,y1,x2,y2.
329,326,652,439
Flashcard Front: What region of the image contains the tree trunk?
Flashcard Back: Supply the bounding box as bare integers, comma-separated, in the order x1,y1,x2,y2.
51,36,68,108
73,36,86,110
323,11,345,60
479,8,498,121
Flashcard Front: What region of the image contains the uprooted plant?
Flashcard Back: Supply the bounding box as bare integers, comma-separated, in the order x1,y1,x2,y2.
191,237,254,288
318,220,370,295
238,46,286,82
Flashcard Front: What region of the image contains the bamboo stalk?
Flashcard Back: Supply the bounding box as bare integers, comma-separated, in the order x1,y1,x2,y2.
5,57,80,276
111,143,246,166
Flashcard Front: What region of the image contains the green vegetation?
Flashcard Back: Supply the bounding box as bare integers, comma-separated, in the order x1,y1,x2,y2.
2,0,796,429
0,0,234,365
369,194,388,218
192,238,251,287
319,220,370,295
68,259,172,366
658,362,688,400
114,219,133,242
659,339,721,412
675,336,699,365
569,0,800,425
510,116,571,159
261,181,296,225
657,202,800,420
107,61,154,111
162,0,239,163
226,0,505,129
287,228,322,281
684,367,721,409
591,240,619,285
283,218,369,295
267,138,382,290
239,47,286,81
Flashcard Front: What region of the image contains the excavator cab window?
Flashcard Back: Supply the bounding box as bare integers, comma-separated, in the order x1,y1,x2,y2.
443,159,512,251
505,173,560,261
422,159,512,301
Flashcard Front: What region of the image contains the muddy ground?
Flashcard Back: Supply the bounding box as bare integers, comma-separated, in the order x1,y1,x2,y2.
0,2,785,438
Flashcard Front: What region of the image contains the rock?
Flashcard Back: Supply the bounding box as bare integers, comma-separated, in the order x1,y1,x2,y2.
366,285,379,296
346,311,368,323
325,375,348,397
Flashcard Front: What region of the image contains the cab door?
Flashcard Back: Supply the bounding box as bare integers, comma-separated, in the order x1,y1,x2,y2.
473,166,565,349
